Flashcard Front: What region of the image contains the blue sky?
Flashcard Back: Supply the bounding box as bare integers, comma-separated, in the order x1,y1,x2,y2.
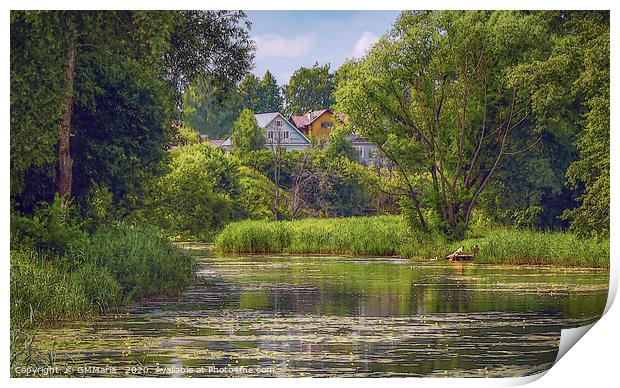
246,11,401,85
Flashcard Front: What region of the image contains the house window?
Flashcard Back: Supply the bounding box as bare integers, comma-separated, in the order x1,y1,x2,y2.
276,120,282,127
321,121,333,128
267,131,273,139
283,131,290,139
354,146,364,158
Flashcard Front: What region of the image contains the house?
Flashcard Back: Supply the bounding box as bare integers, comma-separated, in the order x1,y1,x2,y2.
348,133,383,166
209,139,225,148
258,112,310,151
214,112,310,152
289,109,342,139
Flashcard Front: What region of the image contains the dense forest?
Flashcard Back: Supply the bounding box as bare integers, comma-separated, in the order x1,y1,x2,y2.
10,10,609,335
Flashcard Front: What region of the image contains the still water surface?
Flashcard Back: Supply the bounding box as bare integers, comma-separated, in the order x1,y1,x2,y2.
34,245,608,377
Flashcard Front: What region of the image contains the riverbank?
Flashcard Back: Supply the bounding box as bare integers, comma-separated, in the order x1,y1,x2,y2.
11,224,196,327
215,216,609,268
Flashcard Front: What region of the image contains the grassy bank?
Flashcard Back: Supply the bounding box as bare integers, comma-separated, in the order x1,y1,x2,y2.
11,223,195,328
10,222,196,371
215,216,609,268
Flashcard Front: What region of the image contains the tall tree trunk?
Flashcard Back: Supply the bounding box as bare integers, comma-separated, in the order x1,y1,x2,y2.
57,28,76,208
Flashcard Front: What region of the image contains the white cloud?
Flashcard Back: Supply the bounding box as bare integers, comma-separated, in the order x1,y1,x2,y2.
352,31,379,57
252,33,315,59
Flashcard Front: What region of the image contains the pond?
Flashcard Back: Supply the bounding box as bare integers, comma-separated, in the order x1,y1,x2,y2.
30,245,608,377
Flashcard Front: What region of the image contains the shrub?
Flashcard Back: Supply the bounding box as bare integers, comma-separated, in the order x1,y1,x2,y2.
10,196,88,256
147,143,238,237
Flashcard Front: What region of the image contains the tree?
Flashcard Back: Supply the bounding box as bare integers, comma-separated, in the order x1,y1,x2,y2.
147,143,238,235
558,13,609,236
283,62,334,115
10,10,254,213
506,11,610,235
238,74,263,112
335,11,551,238
182,77,242,139
230,109,266,154
10,11,66,202
259,71,284,112
236,166,281,220
238,71,283,113
163,11,255,111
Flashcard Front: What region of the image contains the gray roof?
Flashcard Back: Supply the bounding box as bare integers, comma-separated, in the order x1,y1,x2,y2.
221,112,310,147
255,112,280,128
348,133,372,144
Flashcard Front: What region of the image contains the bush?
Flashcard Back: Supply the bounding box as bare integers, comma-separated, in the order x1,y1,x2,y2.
146,143,238,237
236,166,280,220
10,196,88,256
85,224,195,300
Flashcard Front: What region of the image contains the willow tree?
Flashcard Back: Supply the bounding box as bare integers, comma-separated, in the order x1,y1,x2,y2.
334,11,549,238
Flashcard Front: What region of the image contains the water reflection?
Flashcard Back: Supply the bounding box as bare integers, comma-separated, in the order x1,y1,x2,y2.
30,249,608,377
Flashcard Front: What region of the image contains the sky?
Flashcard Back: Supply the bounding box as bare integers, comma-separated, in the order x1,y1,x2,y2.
246,11,401,85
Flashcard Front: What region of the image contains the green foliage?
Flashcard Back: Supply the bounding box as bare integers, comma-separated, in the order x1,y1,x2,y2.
230,108,266,154
216,216,405,255
85,224,195,300
162,10,255,106
145,143,239,237
505,11,609,236
10,11,66,197
260,71,284,112
11,10,254,215
182,78,242,139
10,196,88,256
10,221,195,328
334,11,570,239
236,166,279,220
81,183,114,229
283,62,334,115
562,14,610,236
474,229,609,267
325,125,358,162
70,43,174,217
238,71,283,114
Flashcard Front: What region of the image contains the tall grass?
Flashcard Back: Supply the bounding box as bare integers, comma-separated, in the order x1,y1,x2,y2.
216,215,405,256
85,224,196,299
11,223,196,329
473,229,609,267
215,216,609,268
10,250,121,326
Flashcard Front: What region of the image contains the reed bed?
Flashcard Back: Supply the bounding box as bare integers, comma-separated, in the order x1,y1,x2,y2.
86,224,196,299
215,215,405,256
215,216,609,268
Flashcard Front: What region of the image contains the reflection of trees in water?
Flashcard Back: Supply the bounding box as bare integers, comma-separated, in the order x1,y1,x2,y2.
211,256,607,325
438,263,476,313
